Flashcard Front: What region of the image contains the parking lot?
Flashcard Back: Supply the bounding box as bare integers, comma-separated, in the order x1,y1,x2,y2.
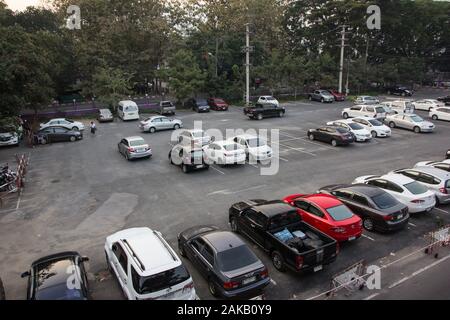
1,88,449,300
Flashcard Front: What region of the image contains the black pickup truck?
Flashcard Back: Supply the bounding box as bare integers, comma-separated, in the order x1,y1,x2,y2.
229,200,339,273
243,103,285,120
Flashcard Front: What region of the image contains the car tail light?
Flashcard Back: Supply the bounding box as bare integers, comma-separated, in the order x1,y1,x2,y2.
295,256,304,270
439,187,448,194
182,281,194,294
331,227,346,233
128,147,135,152
260,268,269,279
223,281,239,290
383,215,394,221
411,199,425,203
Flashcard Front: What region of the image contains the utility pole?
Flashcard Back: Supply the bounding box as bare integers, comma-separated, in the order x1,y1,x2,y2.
345,57,350,95
338,25,348,94
364,34,369,91
245,23,251,107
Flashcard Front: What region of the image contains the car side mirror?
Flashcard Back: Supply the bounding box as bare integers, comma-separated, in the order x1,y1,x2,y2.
21,271,30,278
81,256,89,262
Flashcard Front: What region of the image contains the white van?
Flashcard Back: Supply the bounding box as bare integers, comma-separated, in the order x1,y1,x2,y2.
381,100,415,115
118,100,140,121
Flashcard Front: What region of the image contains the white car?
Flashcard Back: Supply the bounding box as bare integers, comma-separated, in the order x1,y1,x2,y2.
414,160,450,172
342,105,386,119
230,134,273,162
177,129,211,146
203,140,246,165
105,227,196,300
257,96,279,107
429,107,450,122
0,131,19,147
326,119,372,142
412,99,445,111
351,117,391,138
352,173,436,213
354,96,380,105
40,118,85,131
118,100,140,121
382,100,415,114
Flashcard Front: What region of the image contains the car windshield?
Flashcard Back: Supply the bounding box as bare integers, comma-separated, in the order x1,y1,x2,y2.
368,119,383,126
409,115,423,122
246,138,265,147
216,245,259,272
192,131,204,138
375,107,385,113
129,139,146,146
404,181,428,195
35,285,84,300
348,123,364,130
224,144,241,151
133,265,190,295
64,119,74,123
266,97,276,101
326,205,354,221
371,192,398,209
215,99,225,103
125,105,138,111
192,150,203,158
197,99,208,105
162,102,173,106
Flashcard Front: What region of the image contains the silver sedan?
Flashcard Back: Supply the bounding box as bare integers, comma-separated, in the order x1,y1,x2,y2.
385,114,435,133
118,136,152,160
139,116,182,133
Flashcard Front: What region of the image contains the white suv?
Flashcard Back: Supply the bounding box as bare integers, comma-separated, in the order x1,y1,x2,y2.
105,227,196,300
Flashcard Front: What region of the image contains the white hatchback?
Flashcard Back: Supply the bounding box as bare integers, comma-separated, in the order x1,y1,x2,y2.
203,141,246,165
412,99,445,111
429,107,450,122
105,227,196,300
40,118,85,131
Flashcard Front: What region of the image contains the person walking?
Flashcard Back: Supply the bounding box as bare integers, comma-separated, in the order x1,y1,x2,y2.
90,121,97,135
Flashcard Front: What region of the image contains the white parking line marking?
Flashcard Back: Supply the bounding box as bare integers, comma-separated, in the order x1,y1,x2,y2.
363,293,380,300
16,192,22,210
408,222,417,227
207,185,267,196
210,165,226,175
277,156,289,162
276,143,316,156
434,208,449,214
362,234,376,241
388,253,450,289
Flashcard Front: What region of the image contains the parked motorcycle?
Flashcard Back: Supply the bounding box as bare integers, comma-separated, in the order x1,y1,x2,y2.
0,163,17,192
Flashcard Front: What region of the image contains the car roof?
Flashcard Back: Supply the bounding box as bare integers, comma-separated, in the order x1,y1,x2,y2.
301,194,343,208
412,166,450,178
125,136,145,141
183,129,204,133
116,228,180,276
353,116,376,121
211,140,237,146
202,231,245,253
233,134,259,139
341,184,385,196
119,100,137,105
253,200,297,218
380,173,414,185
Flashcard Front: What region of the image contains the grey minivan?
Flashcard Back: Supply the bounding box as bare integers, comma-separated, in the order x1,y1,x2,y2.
160,101,176,115
392,167,450,205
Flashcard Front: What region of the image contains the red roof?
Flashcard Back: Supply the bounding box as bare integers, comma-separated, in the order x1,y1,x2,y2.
300,194,343,209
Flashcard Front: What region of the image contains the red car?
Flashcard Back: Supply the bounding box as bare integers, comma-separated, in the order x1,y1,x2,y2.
283,193,362,242
208,98,229,111
326,89,346,102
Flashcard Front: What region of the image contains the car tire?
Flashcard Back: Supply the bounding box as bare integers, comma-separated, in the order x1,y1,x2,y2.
413,126,421,133
343,112,349,119
230,218,239,233
363,218,374,231
278,111,284,117
70,136,76,142
371,131,377,138
308,133,315,141
309,96,312,101
271,251,286,272
208,279,219,297
182,164,189,173
174,124,180,130
432,115,438,120
149,127,156,133
72,126,79,131
321,98,324,103
331,139,338,147
41,138,47,145
389,122,396,128
387,90,391,95
401,92,406,97
257,113,263,120
105,251,112,272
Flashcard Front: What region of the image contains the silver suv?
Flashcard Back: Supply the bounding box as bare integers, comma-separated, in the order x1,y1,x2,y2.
105,227,196,300
392,167,450,205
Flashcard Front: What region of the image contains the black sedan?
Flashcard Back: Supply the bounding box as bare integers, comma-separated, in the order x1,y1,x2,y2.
178,225,270,299
21,251,91,300
307,126,354,147
35,126,83,144
319,184,409,232
186,98,211,113
437,95,450,106
385,86,413,96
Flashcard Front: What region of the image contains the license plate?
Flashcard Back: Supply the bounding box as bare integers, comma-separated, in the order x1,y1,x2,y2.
242,276,256,285
397,214,403,220
313,265,323,272
195,165,204,168
348,236,356,241
137,148,145,153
